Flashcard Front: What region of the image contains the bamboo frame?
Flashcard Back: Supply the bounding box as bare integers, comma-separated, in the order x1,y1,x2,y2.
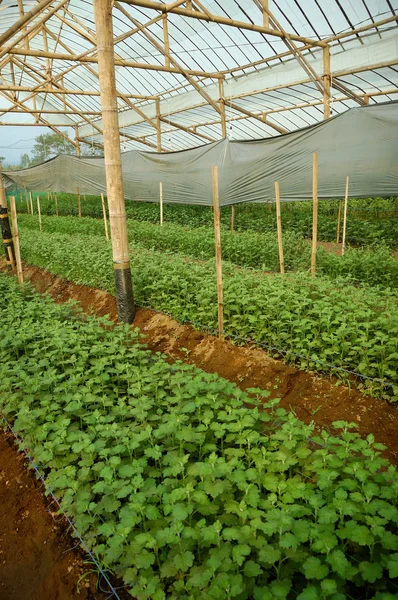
37,196,42,231
336,199,342,243
29,191,34,214
212,166,224,338
311,152,318,278
274,181,284,274
101,193,109,240
9,198,23,282
230,204,235,231
342,176,349,256
94,0,135,323
159,182,164,226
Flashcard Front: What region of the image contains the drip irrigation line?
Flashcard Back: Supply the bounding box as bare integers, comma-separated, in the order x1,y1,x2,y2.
0,416,123,600
138,303,396,392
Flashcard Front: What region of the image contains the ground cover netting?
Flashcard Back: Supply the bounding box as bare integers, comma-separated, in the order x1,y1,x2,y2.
18,215,398,289
1,274,398,600
12,194,398,248
16,225,398,400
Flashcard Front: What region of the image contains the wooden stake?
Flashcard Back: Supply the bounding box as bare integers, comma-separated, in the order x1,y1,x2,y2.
159,181,163,226
29,191,34,214
20,191,23,204
342,176,349,256
9,196,23,284
230,204,235,231
77,187,81,217
101,193,109,240
55,192,59,216
94,0,135,323
336,199,342,243
212,166,224,338
275,181,285,274
24,183,29,213
311,152,318,278
37,196,42,231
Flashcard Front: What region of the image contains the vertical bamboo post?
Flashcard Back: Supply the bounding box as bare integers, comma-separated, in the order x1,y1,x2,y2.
311,152,318,278
0,168,16,271
342,176,349,256
25,184,29,213
75,124,81,157
77,187,81,217
19,191,23,204
55,192,59,216
29,191,34,214
336,199,342,243
275,181,285,274
230,204,235,231
159,181,164,226
323,46,331,120
9,196,23,284
37,196,42,231
212,166,224,338
94,0,135,323
101,193,109,240
47,191,50,201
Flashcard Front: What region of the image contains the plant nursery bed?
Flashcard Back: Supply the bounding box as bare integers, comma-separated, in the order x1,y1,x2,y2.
0,429,120,600
2,261,398,466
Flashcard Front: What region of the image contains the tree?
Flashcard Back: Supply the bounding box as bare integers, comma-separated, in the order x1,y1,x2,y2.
20,154,31,169
30,131,103,165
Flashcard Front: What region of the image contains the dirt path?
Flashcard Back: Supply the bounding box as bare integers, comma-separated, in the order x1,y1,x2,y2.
3,261,397,466
0,429,117,600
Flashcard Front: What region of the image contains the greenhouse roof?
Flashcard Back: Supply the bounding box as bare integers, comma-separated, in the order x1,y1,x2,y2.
0,0,397,152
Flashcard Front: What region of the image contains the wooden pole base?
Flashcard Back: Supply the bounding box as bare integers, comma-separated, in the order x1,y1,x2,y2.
113,264,136,323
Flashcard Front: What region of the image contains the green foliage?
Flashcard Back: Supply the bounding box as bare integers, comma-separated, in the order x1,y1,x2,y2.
17,225,398,400
29,132,102,165
18,214,398,288
1,274,398,599
15,194,398,248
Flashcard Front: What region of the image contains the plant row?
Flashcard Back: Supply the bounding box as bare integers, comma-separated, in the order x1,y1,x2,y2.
18,215,398,289
17,225,398,399
12,193,398,248
1,274,398,599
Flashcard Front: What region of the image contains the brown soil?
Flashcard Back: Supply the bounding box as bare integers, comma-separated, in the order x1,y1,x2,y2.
316,241,343,256
0,429,117,600
2,261,397,467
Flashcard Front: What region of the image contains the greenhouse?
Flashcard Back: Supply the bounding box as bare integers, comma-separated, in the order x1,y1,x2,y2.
0,1,398,599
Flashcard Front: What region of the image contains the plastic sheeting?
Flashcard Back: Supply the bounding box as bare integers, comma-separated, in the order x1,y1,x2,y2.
4,102,398,205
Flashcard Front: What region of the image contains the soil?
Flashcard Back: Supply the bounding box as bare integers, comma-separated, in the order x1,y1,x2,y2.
0,429,121,600
2,261,397,467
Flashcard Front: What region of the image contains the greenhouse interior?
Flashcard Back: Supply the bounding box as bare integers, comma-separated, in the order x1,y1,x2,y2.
0,1,398,599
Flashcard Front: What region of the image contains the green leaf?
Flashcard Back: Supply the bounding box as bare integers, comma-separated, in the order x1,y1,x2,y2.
232,544,251,566
358,561,383,583
243,560,262,578
387,553,398,578
302,557,329,580
320,579,338,596
297,586,320,600
173,551,194,572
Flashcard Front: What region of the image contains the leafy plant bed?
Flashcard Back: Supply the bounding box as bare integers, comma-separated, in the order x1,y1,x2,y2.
18,215,398,288
0,429,116,600
17,226,398,400
1,274,398,600
12,193,398,248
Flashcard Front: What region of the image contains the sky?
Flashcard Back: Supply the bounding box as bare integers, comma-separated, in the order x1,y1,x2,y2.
0,125,74,167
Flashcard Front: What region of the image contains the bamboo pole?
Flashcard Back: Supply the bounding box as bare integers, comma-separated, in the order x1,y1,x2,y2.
93,0,135,323
159,181,163,226
342,176,349,256
230,204,235,231
55,192,59,216
0,169,16,271
275,181,285,274
29,191,34,214
311,152,318,278
212,166,224,338
101,193,109,240
77,187,81,217
19,191,23,204
37,196,42,231
9,196,23,284
25,184,29,213
336,199,342,243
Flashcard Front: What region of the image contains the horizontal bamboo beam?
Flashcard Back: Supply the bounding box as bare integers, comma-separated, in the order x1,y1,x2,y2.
0,84,155,99
7,48,223,78
118,0,325,46
4,108,102,115
0,0,54,47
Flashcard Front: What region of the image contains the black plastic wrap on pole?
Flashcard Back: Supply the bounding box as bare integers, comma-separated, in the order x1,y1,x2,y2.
0,207,16,271
113,264,136,323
